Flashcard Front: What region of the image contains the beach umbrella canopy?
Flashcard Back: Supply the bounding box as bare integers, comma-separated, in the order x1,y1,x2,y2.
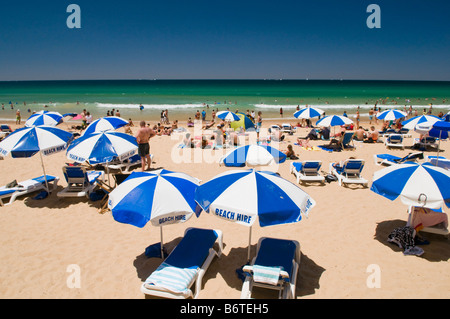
195,169,316,260
316,115,353,127
0,125,73,191
294,106,324,119
0,125,73,158
376,109,407,121
401,115,442,130
25,111,63,127
109,169,201,228
371,162,450,210
66,131,138,164
109,169,201,258
219,144,287,167
430,121,450,165
216,111,241,122
230,112,255,131
432,120,450,132
83,116,129,135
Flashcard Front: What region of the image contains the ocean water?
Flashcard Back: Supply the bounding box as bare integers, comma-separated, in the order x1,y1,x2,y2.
0,80,449,122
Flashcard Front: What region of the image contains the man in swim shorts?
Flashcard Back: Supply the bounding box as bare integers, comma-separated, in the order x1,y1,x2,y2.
135,120,156,171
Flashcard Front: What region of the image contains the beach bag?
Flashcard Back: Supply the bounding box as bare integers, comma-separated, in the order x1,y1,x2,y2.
89,189,107,202
6,180,18,188
387,226,424,256
325,174,337,183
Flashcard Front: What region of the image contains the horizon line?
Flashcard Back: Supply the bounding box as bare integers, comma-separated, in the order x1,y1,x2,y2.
1,78,450,83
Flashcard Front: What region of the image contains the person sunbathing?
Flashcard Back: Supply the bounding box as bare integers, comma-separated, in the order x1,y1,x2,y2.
354,126,366,141
182,133,194,148
202,120,215,130
296,137,313,150
283,144,299,159
363,126,379,143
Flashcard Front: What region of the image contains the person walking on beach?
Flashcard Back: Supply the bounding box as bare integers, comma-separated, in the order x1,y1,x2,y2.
256,111,262,139
16,110,21,125
135,121,156,171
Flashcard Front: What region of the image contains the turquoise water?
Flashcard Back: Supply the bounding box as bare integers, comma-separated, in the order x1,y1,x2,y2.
1,80,449,122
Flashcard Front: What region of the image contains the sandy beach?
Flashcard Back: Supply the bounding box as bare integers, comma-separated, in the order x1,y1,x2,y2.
0,117,449,300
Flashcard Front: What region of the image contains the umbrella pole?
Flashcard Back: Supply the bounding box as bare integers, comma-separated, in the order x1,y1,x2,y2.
160,226,165,260
435,131,442,166
247,226,252,262
39,151,50,193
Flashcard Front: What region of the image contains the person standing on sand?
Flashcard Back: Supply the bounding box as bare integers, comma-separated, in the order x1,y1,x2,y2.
135,121,156,171
256,111,262,139
16,109,21,125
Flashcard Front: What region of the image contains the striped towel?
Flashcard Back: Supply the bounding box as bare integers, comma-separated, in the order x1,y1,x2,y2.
145,262,199,293
252,265,281,285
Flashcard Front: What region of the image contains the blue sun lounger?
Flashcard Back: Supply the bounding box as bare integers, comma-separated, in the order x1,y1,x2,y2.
0,175,59,206
290,161,325,184
141,228,223,299
57,166,104,198
374,152,424,166
426,156,450,170
329,159,368,187
385,134,404,149
241,237,301,299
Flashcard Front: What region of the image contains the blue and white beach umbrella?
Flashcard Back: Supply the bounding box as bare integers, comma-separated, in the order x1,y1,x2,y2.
219,144,287,167
83,116,129,135
401,115,442,130
109,169,201,257
371,162,450,210
0,126,73,158
216,111,241,122
376,109,407,121
195,169,315,260
66,131,138,164
109,169,201,228
0,126,73,191
25,111,63,127
316,115,353,127
294,107,324,119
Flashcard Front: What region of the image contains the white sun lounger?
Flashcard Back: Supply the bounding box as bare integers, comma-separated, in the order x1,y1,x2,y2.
107,154,153,173
57,166,104,198
426,156,450,170
0,175,59,206
406,206,449,238
241,237,300,299
329,159,368,187
141,228,223,299
385,134,404,149
290,161,325,184
374,152,424,166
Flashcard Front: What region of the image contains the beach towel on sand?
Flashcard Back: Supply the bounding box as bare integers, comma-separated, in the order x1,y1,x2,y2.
387,226,424,256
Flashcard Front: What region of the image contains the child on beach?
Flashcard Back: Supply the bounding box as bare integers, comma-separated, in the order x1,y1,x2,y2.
283,144,299,159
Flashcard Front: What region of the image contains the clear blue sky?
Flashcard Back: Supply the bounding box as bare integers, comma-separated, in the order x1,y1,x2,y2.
1,0,449,81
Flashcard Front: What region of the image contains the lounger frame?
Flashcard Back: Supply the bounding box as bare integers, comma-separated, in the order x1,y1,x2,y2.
329,159,368,187
240,237,300,299
140,228,223,299
0,175,59,206
290,161,325,184
57,167,104,198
